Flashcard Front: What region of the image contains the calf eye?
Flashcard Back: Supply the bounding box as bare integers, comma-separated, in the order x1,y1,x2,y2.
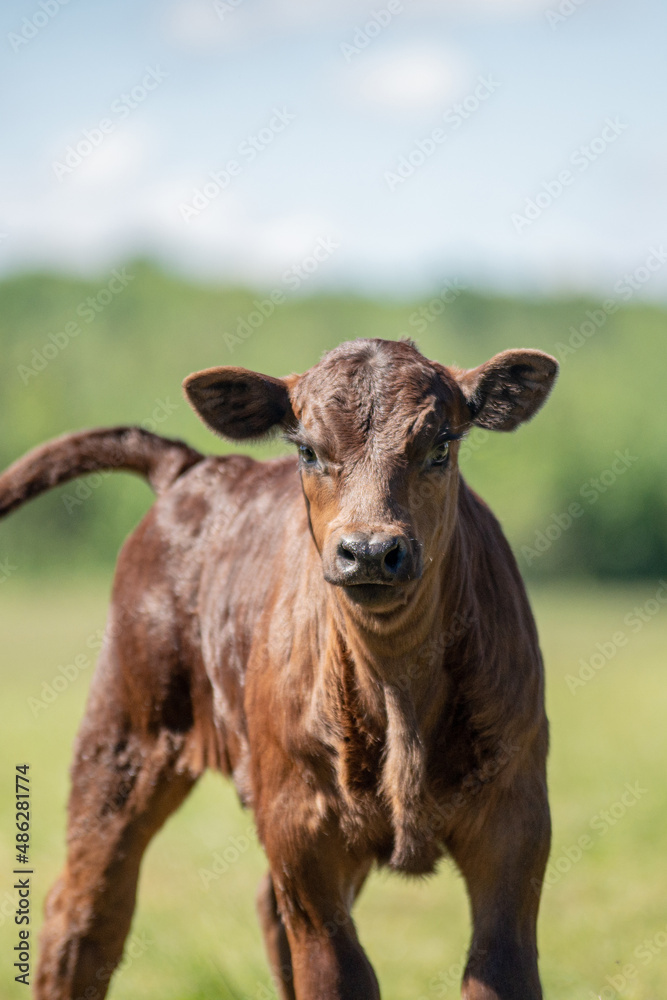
298,444,318,466
428,440,450,467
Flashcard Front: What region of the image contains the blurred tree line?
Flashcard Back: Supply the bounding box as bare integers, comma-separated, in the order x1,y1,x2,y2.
1,262,665,580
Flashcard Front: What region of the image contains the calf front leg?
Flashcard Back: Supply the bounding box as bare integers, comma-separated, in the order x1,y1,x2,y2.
256,872,296,1000
264,829,378,1000
447,776,551,1000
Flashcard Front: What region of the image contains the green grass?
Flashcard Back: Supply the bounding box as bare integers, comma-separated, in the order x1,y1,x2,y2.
1,577,666,998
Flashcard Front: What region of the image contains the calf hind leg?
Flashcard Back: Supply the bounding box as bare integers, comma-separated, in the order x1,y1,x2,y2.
36,706,199,1000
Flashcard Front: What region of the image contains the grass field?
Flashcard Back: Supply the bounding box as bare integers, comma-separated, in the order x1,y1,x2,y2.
1,576,666,999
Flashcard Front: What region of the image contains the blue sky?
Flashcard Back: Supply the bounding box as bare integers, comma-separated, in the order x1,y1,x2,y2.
1,0,666,298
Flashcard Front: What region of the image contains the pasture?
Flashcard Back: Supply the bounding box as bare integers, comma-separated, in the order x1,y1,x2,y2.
1,576,665,998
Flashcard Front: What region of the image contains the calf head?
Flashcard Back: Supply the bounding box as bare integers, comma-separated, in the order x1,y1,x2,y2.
184,339,557,613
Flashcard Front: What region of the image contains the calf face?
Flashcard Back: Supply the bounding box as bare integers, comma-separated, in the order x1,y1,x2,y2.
184,338,557,613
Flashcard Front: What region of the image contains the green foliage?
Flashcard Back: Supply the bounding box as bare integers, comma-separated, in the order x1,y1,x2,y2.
1,263,665,579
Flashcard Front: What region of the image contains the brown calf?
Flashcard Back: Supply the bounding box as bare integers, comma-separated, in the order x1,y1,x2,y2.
0,337,558,1000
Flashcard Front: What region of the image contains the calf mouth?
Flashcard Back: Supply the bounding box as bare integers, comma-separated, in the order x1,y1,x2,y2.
338,580,412,610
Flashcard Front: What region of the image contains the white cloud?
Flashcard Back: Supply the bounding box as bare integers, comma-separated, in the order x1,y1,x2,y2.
163,0,230,49
254,213,330,257
67,128,149,187
128,182,341,284
162,0,552,51
412,0,552,16
352,45,472,113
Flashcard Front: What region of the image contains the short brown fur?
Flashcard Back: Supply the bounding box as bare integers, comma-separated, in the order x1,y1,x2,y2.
0,338,558,1000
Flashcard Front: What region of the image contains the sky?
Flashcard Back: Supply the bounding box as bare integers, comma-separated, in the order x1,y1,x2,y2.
1,0,666,298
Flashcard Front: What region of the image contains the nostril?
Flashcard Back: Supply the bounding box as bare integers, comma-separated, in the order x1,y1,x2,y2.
382,538,407,576
383,544,401,573
337,541,357,565
333,533,411,582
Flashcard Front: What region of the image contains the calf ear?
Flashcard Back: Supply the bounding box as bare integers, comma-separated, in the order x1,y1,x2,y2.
456,349,559,432
183,366,295,441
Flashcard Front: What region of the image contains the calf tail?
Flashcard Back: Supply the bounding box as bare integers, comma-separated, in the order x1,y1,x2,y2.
0,426,204,519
